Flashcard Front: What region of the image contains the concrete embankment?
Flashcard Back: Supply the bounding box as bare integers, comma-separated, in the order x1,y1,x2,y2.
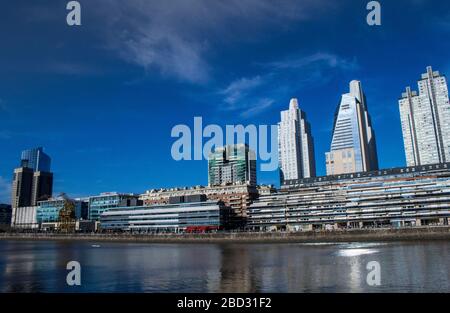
1,227,450,244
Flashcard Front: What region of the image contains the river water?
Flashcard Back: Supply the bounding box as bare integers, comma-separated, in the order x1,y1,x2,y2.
0,240,449,292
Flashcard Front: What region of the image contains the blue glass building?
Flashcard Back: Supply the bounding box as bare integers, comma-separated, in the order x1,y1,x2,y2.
21,147,51,172
37,198,87,223
88,193,140,221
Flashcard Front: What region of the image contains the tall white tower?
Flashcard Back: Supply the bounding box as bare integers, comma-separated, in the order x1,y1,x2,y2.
278,98,316,185
399,66,450,166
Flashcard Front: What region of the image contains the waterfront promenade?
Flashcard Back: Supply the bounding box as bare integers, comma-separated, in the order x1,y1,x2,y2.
1,226,450,244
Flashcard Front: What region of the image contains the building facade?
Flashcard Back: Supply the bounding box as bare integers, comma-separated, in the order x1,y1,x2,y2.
11,206,39,229
326,80,378,176
0,204,12,228
100,200,234,233
20,147,51,172
32,171,53,205
139,184,267,217
88,192,141,221
399,66,450,166
11,147,53,208
37,197,88,224
11,167,34,208
278,98,316,185
248,163,450,231
208,144,257,187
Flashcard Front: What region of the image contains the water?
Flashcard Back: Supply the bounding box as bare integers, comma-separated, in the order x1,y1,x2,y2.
0,240,449,293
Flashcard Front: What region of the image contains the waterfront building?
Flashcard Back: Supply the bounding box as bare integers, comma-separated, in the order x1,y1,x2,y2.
248,163,450,231
88,192,141,221
20,147,51,172
399,66,450,166
11,167,34,208
325,80,378,176
11,206,39,229
37,197,88,224
139,184,272,217
278,98,316,185
11,147,54,208
100,200,234,233
208,144,257,187
0,204,12,228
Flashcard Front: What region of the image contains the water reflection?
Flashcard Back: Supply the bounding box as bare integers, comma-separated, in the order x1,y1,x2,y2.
0,240,449,293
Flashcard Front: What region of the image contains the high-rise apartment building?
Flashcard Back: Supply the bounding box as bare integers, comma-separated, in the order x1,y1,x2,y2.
326,80,378,175
399,66,450,166
278,98,316,185
21,147,51,172
208,144,257,186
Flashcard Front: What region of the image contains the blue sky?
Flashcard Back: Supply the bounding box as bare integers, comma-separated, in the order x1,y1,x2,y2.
1,0,450,202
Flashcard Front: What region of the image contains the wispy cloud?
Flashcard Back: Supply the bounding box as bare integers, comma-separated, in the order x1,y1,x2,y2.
240,98,275,118
93,0,333,84
267,53,359,72
0,176,11,204
218,52,358,117
220,76,265,107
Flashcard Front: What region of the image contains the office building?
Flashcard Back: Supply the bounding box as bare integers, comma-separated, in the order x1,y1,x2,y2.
20,147,51,172
31,171,53,205
11,147,53,207
278,98,316,185
248,163,450,231
11,167,34,208
399,66,450,166
208,144,257,187
326,80,378,176
100,200,235,233
88,192,141,221
37,197,88,224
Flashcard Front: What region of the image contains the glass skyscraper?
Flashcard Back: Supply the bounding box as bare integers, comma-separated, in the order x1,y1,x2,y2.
12,147,53,208
399,66,450,166
325,80,378,175
20,147,51,172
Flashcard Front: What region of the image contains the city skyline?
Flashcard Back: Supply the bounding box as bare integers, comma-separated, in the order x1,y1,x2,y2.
1,1,450,202
1,65,450,204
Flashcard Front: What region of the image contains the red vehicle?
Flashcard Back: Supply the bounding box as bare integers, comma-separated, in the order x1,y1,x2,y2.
185,226,219,233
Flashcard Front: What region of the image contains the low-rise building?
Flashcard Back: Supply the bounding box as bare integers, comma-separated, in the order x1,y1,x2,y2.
37,197,88,224
140,183,260,217
88,192,141,221
100,200,235,233
248,163,450,231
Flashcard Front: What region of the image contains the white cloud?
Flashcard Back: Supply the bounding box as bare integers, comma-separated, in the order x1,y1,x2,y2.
0,176,11,204
220,76,265,107
94,0,332,84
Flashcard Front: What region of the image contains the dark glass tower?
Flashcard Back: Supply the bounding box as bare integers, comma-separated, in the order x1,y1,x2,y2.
21,147,51,172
